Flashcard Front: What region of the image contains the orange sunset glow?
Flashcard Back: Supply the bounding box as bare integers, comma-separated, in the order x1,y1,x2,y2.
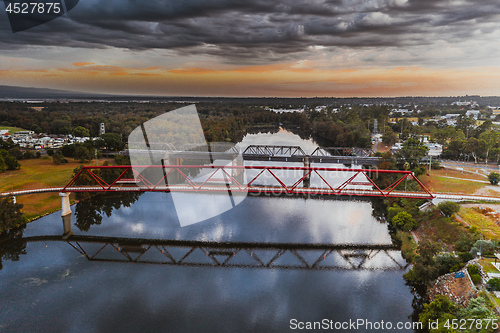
1,0,500,97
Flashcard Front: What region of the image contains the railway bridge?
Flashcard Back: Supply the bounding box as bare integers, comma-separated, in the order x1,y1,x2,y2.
2,145,499,240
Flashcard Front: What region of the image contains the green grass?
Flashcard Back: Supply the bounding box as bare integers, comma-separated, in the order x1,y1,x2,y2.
0,158,105,220
420,169,487,194
0,126,27,134
479,258,500,274
457,208,500,241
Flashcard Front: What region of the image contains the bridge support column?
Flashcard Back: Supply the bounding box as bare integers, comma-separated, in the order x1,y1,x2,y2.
303,156,310,188
59,192,73,240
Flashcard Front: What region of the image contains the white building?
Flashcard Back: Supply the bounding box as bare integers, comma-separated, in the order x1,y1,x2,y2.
465,110,481,119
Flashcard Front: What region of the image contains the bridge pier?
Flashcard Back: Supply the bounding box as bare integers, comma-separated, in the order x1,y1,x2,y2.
59,192,73,240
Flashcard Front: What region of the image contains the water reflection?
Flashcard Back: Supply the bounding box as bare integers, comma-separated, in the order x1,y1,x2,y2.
18,235,407,271
74,192,142,231
0,226,26,270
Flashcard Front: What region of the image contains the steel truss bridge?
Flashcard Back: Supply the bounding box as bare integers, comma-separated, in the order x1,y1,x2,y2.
133,144,380,165
21,235,407,271
59,165,434,199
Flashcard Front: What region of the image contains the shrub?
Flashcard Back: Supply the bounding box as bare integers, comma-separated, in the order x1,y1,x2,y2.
488,172,500,185
438,201,460,217
23,150,35,159
53,151,68,165
392,211,418,231
487,278,500,291
436,253,462,275
4,155,20,170
457,251,474,263
455,233,479,253
468,264,480,275
388,204,405,222
470,273,481,284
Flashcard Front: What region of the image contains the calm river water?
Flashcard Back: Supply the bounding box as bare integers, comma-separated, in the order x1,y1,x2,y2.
0,130,416,332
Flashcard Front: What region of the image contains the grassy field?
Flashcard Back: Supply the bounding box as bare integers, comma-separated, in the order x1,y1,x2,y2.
0,126,27,134
478,258,500,274
419,169,487,194
0,157,99,220
456,207,500,241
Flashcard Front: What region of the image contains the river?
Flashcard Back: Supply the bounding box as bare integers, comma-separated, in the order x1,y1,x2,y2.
0,130,416,332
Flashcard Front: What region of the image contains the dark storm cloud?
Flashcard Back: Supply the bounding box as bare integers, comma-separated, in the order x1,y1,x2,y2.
1,0,500,62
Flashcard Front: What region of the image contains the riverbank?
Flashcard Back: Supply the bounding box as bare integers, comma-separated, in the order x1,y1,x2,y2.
0,157,107,220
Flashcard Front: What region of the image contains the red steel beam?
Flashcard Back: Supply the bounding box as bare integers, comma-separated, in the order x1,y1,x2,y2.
62,165,434,199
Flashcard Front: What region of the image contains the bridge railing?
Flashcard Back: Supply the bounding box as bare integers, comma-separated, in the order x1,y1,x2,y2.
62,165,434,199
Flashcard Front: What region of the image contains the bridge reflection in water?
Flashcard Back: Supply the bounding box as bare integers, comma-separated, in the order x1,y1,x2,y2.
23,236,407,271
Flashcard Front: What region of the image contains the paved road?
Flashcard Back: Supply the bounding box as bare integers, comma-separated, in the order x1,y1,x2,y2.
441,160,500,173
2,186,500,202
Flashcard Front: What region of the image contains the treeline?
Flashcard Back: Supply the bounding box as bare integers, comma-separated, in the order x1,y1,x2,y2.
0,101,387,149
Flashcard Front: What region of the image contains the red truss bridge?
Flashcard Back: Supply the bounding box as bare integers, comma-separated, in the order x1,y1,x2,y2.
60,165,435,199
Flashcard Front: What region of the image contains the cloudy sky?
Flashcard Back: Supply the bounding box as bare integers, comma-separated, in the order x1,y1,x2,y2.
1,0,500,97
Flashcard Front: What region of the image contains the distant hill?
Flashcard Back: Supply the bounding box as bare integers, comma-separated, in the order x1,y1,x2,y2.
0,85,107,99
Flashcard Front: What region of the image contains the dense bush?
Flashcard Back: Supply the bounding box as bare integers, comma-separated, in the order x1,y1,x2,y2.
457,251,474,263
468,264,480,275
438,201,460,217
436,253,462,275
487,277,500,291
392,211,418,231
488,172,500,185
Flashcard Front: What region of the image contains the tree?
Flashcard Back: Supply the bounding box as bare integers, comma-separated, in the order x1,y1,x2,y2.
382,129,397,145
465,138,486,164
470,240,495,256
0,197,26,233
8,147,23,160
396,137,428,169
456,114,476,137
52,151,68,165
488,172,500,185
4,155,20,170
438,201,460,217
435,253,462,275
98,133,123,151
404,240,440,286
479,130,500,164
0,155,6,173
456,297,499,333
419,295,457,331
487,278,500,291
74,146,92,163
392,211,418,231
442,138,464,160
72,126,90,138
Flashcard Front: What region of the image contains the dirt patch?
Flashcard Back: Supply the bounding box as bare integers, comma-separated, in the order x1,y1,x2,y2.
473,185,500,197
375,142,392,152
428,270,477,307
